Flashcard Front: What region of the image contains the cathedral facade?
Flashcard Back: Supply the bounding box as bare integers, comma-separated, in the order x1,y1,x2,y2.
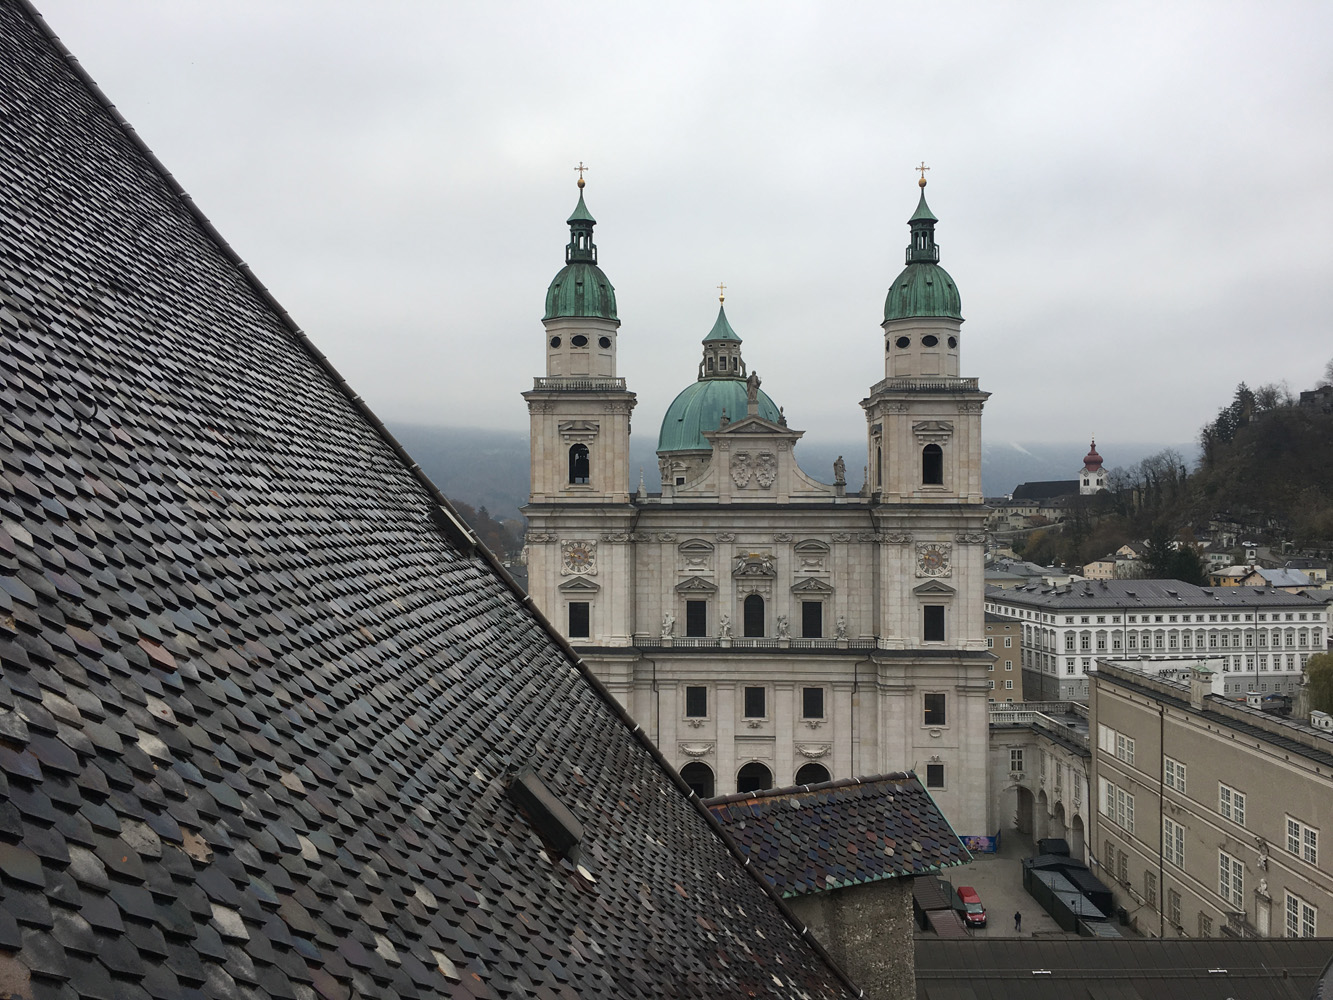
522,176,993,834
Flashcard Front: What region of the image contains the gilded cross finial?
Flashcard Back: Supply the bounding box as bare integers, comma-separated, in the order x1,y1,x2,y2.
717,281,726,303
575,161,588,188
916,161,930,187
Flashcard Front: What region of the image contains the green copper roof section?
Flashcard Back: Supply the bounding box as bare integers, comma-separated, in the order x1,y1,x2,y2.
545,185,617,320
657,379,782,452
909,189,937,223
702,304,741,343
567,190,596,224
884,180,961,321
545,263,618,320
884,262,961,321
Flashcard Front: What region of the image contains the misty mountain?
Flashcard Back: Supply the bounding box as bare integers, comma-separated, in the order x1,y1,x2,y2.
387,422,1196,523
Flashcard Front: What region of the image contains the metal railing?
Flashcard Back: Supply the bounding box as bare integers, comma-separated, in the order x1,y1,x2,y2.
634,635,878,650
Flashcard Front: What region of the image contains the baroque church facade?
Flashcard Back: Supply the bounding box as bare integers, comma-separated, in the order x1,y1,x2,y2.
522,175,993,834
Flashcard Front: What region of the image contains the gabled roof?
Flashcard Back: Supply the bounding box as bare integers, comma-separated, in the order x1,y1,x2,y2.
705,773,969,898
988,579,1326,610
0,4,854,997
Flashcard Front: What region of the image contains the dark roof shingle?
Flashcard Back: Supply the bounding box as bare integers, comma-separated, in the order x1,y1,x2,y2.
0,3,854,996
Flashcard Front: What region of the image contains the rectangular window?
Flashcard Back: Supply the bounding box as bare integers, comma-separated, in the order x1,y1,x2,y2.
1010,749,1024,773
1116,733,1135,766
743,686,766,719
1168,889,1182,928
1287,893,1317,938
924,605,945,642
1199,912,1213,937
568,602,590,638
1164,816,1185,867
925,763,945,788
1144,871,1157,908
986,637,994,648
1005,660,1013,670
684,685,707,718
1219,784,1246,826
1100,778,1134,833
1164,757,1186,794
1005,679,1013,689
802,686,824,719
1004,636,1013,647
801,601,823,639
685,600,708,638
1118,849,1128,884
1219,851,1244,908
1288,817,1319,864
923,693,946,726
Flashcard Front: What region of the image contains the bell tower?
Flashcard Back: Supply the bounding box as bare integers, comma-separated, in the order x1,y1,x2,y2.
861,172,989,652
523,172,635,505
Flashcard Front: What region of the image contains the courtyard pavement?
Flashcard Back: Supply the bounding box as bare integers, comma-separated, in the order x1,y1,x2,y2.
919,828,1126,938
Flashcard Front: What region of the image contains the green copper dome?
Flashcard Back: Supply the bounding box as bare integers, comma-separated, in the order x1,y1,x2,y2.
544,263,618,321
657,379,781,452
544,186,618,321
702,304,741,342
883,184,963,322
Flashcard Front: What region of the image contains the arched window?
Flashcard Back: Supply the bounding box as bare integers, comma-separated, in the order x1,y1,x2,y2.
922,444,943,485
875,446,882,488
743,594,765,637
568,444,589,484
795,763,830,787
680,762,715,799
737,762,773,794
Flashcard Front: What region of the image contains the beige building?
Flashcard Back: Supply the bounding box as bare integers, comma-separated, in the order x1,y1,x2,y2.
1090,659,1333,939
984,612,1022,701
989,701,1092,858
523,178,994,834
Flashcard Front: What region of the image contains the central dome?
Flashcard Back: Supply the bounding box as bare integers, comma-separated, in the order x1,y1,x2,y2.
883,261,962,322
658,379,781,452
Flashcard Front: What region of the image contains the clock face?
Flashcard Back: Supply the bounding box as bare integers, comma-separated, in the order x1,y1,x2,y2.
566,543,593,571
917,543,951,576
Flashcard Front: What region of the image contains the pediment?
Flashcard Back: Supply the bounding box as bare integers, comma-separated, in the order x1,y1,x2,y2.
791,577,834,594
793,539,830,554
675,577,718,593
679,538,715,553
913,580,956,596
557,577,601,593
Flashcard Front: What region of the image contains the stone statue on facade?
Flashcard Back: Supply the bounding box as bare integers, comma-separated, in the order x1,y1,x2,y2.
746,371,760,405
836,615,848,640
776,615,789,639
833,455,846,485
661,611,675,639
718,614,732,639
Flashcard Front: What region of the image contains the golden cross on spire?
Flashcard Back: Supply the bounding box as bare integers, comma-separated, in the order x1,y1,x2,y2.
575,161,588,188
916,161,930,187
717,281,726,303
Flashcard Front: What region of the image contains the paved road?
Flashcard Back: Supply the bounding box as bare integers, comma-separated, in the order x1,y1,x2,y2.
918,829,1104,938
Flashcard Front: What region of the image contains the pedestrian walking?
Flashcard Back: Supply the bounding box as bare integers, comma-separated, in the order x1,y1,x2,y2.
1014,910,1022,933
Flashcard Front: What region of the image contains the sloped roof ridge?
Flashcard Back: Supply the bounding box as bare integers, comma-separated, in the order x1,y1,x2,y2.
9,6,862,992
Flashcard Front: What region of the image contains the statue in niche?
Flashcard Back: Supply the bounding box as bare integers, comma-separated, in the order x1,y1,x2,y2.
718,614,732,639
776,615,789,639
833,455,846,485
661,612,675,638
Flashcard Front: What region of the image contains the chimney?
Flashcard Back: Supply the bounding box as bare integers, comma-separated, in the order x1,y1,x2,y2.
1189,665,1214,711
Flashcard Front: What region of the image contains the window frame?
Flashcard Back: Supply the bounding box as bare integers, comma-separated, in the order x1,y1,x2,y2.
684,685,708,719
923,692,947,726
568,600,591,638
801,686,825,720
743,685,767,720
923,604,945,642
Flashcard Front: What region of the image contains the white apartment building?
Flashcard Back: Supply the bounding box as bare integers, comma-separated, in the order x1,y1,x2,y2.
985,579,1326,701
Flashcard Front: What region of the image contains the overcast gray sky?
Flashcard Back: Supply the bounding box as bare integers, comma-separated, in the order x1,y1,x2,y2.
36,1,1333,456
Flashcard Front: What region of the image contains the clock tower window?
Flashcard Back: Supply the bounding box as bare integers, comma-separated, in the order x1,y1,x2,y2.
568,444,590,484
568,601,590,638
922,444,943,485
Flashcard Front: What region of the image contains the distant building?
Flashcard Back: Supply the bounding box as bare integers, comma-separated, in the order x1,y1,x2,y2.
989,700,1091,859
1091,660,1333,941
1079,439,1109,495
985,579,1326,700
985,612,1022,700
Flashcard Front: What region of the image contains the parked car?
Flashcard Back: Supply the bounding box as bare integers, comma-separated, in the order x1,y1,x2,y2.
956,886,987,927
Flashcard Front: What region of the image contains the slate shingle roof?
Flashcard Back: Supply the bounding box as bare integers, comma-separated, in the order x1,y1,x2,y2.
0,3,856,997
705,774,968,898
988,578,1325,610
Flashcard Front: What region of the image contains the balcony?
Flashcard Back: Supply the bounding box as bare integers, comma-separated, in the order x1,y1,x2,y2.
531,376,627,392
634,635,878,651
867,375,980,395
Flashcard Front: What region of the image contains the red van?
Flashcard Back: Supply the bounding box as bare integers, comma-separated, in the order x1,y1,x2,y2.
956,886,987,927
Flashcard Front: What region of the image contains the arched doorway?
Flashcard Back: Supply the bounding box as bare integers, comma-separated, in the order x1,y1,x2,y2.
743,594,765,637
1070,814,1086,862
1015,786,1035,835
568,443,589,484
1036,789,1050,840
680,761,714,799
795,762,830,786
737,762,773,793
1052,801,1068,842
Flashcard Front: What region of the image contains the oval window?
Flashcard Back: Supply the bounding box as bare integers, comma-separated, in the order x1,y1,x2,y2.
598,336,611,348
922,334,939,347
895,336,911,349
948,336,957,348
572,334,589,347
549,336,561,348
